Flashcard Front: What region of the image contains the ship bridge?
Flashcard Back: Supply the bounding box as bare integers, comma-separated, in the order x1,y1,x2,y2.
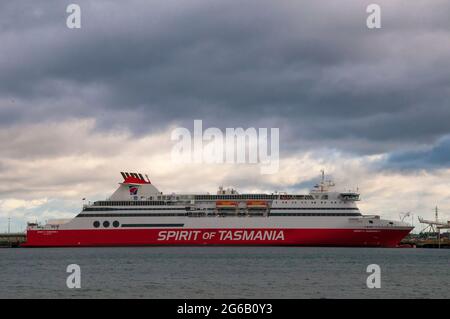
309,171,360,202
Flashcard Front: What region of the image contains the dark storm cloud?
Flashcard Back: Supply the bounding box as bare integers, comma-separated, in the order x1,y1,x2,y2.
384,135,450,170
1,0,450,157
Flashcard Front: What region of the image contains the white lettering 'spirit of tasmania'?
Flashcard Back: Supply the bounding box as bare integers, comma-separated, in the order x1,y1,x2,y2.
157,230,284,241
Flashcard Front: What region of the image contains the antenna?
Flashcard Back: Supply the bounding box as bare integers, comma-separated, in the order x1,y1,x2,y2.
435,206,439,222
320,170,326,192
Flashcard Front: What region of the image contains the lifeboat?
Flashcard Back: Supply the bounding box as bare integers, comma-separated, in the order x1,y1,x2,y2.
246,200,268,209
216,201,238,209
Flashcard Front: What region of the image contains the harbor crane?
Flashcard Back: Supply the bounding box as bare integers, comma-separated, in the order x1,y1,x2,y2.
418,206,450,248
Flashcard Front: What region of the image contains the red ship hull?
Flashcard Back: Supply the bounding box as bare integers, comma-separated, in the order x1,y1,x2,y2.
22,228,412,248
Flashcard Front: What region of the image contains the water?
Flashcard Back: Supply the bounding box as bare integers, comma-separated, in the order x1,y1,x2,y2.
0,247,448,298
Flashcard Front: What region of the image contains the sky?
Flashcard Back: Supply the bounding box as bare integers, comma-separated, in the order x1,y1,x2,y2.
1,0,450,233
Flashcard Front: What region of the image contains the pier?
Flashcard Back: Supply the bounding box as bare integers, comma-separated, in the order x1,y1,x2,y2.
401,233,450,248
0,233,26,248
413,206,450,248
401,237,450,248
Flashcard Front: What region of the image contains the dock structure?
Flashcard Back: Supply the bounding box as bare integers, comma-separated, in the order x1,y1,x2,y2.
401,236,450,248
417,206,450,248
0,233,26,248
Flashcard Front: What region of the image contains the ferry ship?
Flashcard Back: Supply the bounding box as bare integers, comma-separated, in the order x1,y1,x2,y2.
23,172,413,247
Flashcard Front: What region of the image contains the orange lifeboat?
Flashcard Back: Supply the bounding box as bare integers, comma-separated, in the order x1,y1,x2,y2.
246,200,268,209
216,201,238,209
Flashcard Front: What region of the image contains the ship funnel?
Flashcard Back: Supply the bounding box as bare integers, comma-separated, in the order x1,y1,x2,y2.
120,172,151,184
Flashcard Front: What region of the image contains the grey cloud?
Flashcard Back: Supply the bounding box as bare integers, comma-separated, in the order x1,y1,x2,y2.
1,0,450,158
384,135,450,170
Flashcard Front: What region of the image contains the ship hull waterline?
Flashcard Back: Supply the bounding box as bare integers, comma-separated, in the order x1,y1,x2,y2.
22,227,412,248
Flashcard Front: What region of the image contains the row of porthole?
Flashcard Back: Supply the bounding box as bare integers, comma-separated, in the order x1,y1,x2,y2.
93,220,120,228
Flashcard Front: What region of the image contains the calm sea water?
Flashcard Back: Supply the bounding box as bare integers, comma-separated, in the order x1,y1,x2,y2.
0,247,448,299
